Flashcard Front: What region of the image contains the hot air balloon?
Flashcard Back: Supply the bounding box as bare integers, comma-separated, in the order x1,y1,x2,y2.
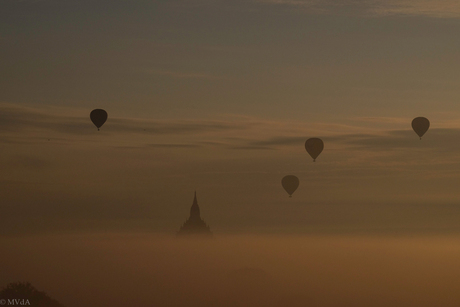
305,138,323,162
90,109,108,131
411,117,430,140
282,175,299,198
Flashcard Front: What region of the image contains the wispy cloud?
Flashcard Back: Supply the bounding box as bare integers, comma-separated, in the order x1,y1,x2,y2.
244,136,306,148
146,143,202,148
4,103,460,165
230,145,276,150
257,0,460,18
141,69,225,80
372,0,460,18
0,103,252,137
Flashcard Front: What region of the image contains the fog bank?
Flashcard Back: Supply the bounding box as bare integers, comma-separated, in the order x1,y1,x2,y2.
2,233,460,307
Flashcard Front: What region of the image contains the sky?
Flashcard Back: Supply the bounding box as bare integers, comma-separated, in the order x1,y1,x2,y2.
2,1,460,305
2,0,460,235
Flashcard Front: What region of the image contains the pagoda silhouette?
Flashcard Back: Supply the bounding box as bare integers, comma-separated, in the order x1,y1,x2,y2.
177,192,212,236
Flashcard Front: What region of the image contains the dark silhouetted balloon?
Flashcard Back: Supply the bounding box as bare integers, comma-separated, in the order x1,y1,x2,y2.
305,138,324,162
411,117,429,140
282,175,299,197
90,109,108,131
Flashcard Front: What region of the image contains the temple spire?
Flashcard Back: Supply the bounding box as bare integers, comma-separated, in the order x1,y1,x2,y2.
177,191,212,236
190,190,200,219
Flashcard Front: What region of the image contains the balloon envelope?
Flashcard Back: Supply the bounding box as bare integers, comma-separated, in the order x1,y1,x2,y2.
282,175,299,197
305,138,324,162
411,117,430,139
90,109,108,130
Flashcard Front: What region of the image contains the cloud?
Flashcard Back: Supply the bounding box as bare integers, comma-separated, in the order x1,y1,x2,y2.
249,136,307,147
146,143,202,148
238,125,460,153
1,103,389,151
257,0,460,18
352,117,411,125
372,0,460,18
230,146,275,150
4,102,460,168
141,69,225,80
0,103,253,139
339,128,460,152
113,144,202,150
4,104,460,156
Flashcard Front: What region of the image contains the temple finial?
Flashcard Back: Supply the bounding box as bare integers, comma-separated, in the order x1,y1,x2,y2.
177,190,212,236
190,190,200,218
